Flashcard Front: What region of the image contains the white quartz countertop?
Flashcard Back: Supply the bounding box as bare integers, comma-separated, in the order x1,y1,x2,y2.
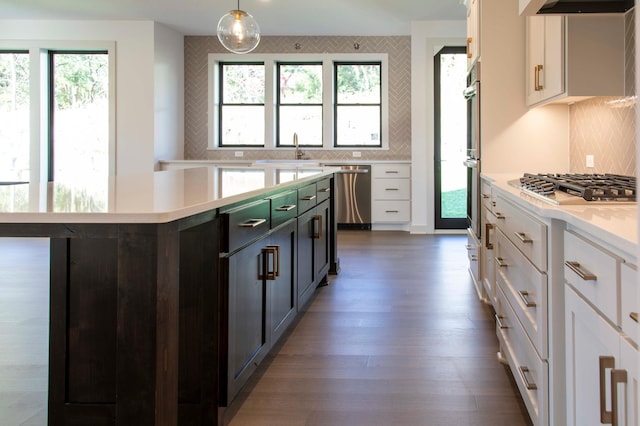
0,165,337,224
484,173,638,257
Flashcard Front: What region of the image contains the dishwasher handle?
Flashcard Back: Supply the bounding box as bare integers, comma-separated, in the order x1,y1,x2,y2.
335,169,369,174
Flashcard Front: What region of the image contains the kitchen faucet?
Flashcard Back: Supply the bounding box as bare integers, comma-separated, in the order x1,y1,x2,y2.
293,133,305,160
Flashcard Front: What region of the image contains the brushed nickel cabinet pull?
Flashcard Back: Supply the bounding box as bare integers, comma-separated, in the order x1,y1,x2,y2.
495,212,505,219
600,356,615,424
465,244,474,251
385,210,399,213
385,188,399,191
630,312,639,323
495,314,509,329
611,369,628,426
495,257,508,268
239,218,267,228
518,290,536,308
385,170,399,174
514,232,532,244
470,255,478,262
260,246,278,280
518,366,537,390
565,261,597,281
276,204,296,212
485,223,494,250
313,215,323,239
301,195,316,201
318,187,331,193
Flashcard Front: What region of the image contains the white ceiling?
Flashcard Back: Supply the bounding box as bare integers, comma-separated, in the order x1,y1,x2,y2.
0,0,467,36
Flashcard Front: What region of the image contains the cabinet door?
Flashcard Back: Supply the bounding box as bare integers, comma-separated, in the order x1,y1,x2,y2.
526,16,564,106
269,220,297,347
526,16,545,105
315,199,330,281
226,237,269,402
565,286,621,426
466,0,480,68
620,337,640,426
297,207,317,308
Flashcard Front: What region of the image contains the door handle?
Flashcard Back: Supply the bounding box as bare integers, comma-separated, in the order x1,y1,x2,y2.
611,368,628,426
518,290,536,308
313,215,323,239
485,223,494,250
600,356,615,424
260,246,279,281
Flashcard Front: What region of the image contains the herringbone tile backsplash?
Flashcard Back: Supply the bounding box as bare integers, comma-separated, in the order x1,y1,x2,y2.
184,36,411,161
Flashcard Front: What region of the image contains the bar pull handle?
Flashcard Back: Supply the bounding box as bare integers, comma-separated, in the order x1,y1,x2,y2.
514,232,532,244
239,218,267,228
518,290,536,308
465,244,475,250
276,204,296,212
565,261,597,281
259,246,279,280
600,356,615,424
467,37,473,58
485,223,494,250
518,366,537,390
495,212,505,220
496,257,508,268
481,194,490,199
611,369,628,426
301,195,316,201
313,215,323,239
470,254,478,262
386,210,399,213
630,312,639,323
534,64,544,91
385,188,399,191
385,170,399,174
318,187,331,193
495,314,509,329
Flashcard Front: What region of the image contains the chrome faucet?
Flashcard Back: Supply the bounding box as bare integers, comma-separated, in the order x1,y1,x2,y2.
293,133,305,160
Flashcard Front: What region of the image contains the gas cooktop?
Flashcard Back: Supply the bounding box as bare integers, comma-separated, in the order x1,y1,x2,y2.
509,173,637,205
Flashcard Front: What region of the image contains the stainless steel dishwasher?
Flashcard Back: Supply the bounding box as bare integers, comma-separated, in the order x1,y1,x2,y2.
335,165,371,230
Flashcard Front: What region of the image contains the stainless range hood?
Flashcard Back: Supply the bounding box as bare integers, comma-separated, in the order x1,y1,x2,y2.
537,0,634,14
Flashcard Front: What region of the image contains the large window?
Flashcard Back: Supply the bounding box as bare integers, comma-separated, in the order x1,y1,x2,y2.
334,62,382,147
277,63,323,147
219,62,265,147
0,51,30,182
209,54,388,151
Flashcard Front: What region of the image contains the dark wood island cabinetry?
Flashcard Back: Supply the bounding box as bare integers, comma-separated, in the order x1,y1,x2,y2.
0,166,337,426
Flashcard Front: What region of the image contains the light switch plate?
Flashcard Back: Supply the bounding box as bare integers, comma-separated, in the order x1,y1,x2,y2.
234,151,244,157
586,155,594,168
352,151,361,158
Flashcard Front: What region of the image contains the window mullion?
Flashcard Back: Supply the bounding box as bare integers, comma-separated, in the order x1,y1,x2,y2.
264,58,275,149
322,58,333,150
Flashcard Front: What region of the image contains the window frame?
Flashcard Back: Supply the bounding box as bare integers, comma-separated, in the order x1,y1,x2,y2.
208,53,389,152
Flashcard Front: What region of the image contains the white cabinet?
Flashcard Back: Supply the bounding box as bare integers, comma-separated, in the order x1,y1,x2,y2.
465,0,480,69
564,230,639,426
526,15,625,107
480,177,496,305
371,164,411,227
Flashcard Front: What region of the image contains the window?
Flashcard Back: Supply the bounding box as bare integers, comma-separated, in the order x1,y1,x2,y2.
277,63,323,147
334,62,382,147
219,62,265,147
209,54,388,151
0,51,30,182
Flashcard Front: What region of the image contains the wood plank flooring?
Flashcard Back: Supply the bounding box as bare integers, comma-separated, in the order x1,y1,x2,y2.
225,231,532,426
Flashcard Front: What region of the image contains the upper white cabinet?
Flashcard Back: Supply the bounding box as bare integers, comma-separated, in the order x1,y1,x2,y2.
526,15,625,107
466,0,480,69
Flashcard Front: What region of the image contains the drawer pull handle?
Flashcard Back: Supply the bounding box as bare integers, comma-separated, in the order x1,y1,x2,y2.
495,212,505,219
495,257,508,268
239,218,267,228
485,223,494,250
470,255,478,262
385,188,399,191
491,201,496,207
518,290,536,308
611,369,628,426
318,187,331,193
301,195,317,201
518,366,537,390
276,204,296,212
465,244,475,251
385,170,399,174
482,194,490,199
385,210,399,213
630,312,639,323
495,314,509,329
514,232,532,244
600,356,615,424
565,261,597,281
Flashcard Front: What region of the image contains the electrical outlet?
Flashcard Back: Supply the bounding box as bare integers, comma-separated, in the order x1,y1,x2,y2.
234,151,244,158
586,154,594,168
352,151,362,158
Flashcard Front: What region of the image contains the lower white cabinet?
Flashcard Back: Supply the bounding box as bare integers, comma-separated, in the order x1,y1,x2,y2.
371,163,411,227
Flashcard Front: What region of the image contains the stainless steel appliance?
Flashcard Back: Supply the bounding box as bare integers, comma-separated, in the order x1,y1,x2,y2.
535,0,634,14
510,173,637,204
464,63,481,238
335,165,371,230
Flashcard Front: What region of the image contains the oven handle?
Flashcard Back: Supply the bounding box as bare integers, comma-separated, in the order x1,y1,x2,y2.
463,85,477,99
463,159,479,168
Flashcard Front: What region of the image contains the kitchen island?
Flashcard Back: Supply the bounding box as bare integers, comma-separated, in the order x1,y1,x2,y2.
0,165,338,426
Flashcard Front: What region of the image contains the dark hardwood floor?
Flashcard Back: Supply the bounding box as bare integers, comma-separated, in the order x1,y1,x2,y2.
225,231,532,426
0,232,531,426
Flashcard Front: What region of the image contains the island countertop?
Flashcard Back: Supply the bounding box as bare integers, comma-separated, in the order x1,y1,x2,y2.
0,165,337,224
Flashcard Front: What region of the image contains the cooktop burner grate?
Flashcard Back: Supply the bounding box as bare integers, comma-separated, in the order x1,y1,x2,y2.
520,173,637,202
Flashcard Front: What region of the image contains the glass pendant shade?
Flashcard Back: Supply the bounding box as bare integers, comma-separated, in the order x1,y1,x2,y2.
217,9,261,54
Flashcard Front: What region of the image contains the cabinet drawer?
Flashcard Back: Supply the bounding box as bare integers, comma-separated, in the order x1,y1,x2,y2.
496,230,548,358
316,178,332,203
494,196,547,271
222,199,271,253
298,183,317,213
372,200,410,222
621,262,638,344
481,179,494,211
564,230,620,325
496,283,548,426
270,190,298,229
372,164,410,179
372,178,410,200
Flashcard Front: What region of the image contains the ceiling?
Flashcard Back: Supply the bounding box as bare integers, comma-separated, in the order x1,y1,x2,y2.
0,0,467,36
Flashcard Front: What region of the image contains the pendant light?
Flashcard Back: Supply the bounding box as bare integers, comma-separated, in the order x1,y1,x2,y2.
217,0,261,54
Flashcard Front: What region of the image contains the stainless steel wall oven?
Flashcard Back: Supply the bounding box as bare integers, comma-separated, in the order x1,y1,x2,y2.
464,62,481,238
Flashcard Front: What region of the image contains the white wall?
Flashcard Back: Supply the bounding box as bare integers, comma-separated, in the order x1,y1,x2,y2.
410,20,467,234
0,20,184,175
153,22,184,168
